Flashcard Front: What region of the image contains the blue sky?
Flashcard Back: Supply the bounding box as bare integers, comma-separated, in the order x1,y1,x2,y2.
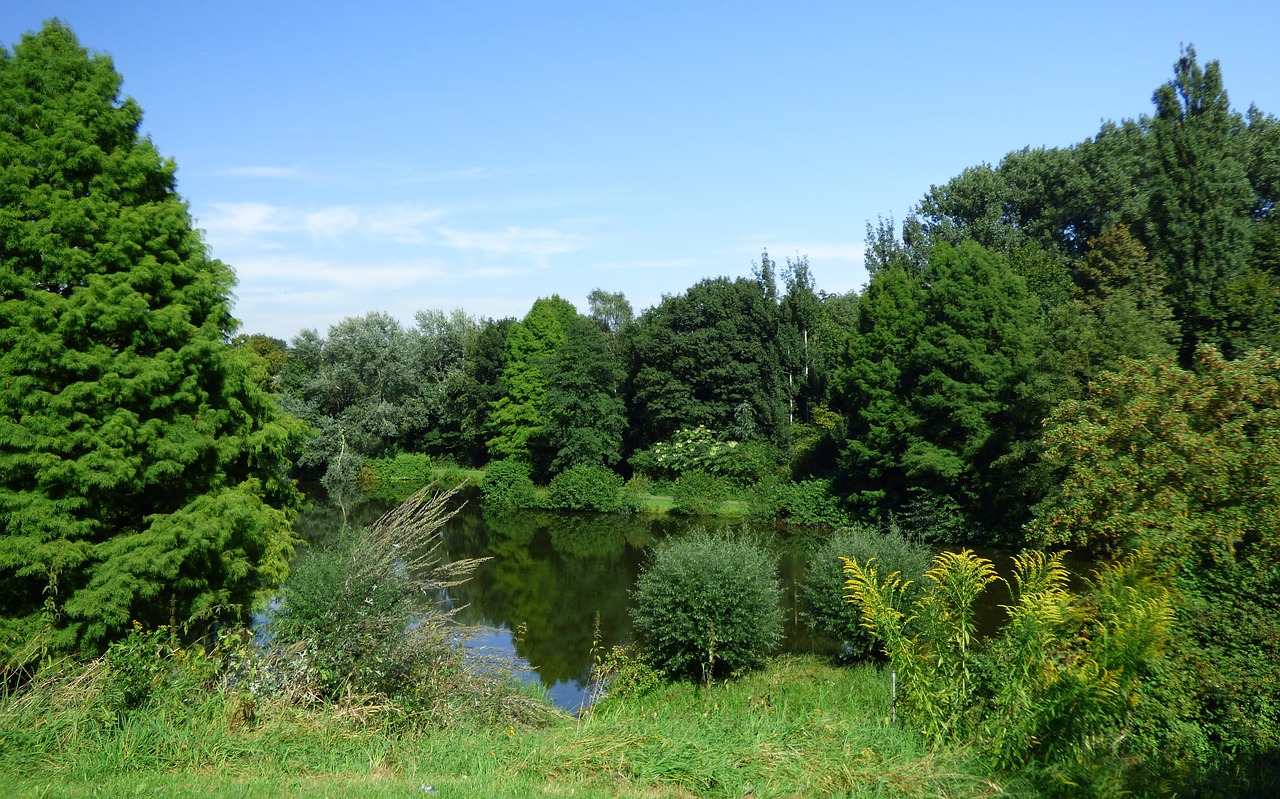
6,1,1279,341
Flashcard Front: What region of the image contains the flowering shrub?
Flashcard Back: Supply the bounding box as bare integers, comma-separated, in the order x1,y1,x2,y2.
631,426,784,488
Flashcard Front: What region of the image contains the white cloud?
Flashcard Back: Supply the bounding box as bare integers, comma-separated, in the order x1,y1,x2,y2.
755,243,866,263
199,202,293,240
219,166,305,179
198,201,447,247
367,206,447,244
436,225,587,257
232,254,446,291
304,207,361,239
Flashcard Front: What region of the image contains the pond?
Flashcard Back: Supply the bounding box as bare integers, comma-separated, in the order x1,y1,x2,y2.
294,487,835,713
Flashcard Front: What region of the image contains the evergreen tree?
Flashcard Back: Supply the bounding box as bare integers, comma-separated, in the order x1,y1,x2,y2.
837,242,1045,535
0,22,304,658
486,295,578,462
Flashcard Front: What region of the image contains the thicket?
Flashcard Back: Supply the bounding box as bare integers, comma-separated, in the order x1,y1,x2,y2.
355,452,434,501
764,478,854,528
630,530,783,682
480,459,539,510
1029,347,1280,790
669,471,730,516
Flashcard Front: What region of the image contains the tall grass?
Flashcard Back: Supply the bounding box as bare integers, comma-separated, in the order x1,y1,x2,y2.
2,655,1021,799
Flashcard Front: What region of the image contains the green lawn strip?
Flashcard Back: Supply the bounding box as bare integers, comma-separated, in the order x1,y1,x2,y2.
633,494,749,518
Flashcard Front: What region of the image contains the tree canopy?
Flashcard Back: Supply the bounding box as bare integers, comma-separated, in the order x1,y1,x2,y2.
0,21,304,658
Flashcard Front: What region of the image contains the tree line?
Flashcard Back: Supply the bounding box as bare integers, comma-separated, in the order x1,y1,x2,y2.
273,45,1280,543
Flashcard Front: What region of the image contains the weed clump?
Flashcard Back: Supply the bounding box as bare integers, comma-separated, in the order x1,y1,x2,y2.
270,485,553,725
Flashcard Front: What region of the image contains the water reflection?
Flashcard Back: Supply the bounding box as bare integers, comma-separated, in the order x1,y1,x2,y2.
293,489,866,711
444,508,662,712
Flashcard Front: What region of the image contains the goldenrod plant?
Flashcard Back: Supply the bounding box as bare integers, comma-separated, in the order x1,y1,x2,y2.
844,548,1173,794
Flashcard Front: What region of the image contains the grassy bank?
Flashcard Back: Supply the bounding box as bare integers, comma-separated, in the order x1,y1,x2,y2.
1,656,1018,799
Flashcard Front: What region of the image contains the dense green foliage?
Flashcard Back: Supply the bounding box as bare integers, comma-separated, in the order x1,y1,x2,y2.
0,22,304,661
479,458,539,510
545,464,629,512
1031,347,1280,784
769,478,853,528
630,530,783,681
355,452,434,501
6,19,1280,795
836,240,1046,534
799,526,930,659
846,549,1175,796
668,471,730,516
625,273,788,450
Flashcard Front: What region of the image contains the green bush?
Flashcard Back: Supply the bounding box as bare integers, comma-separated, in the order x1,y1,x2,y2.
546,465,627,512
358,452,433,501
103,624,173,713
631,529,783,682
774,479,853,528
480,459,538,510
590,645,662,703
630,427,785,488
799,525,931,660
670,471,728,515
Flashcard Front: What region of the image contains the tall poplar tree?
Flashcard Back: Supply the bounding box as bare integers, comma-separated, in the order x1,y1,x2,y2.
0,22,304,659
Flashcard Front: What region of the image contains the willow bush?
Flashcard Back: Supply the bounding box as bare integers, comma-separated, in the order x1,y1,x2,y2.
799,525,930,660
631,530,783,683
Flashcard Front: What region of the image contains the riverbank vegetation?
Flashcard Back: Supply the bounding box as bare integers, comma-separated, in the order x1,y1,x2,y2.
4,19,1280,797
3,652,1012,799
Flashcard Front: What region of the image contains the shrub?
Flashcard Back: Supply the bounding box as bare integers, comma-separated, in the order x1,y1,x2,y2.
631,427,787,489
358,452,434,501
844,548,1175,794
631,529,783,682
716,439,787,488
480,459,538,510
589,645,662,704
775,479,853,528
546,465,626,512
799,525,931,660
670,471,728,515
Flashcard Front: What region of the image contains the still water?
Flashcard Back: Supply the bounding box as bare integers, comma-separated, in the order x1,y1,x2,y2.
295,488,831,713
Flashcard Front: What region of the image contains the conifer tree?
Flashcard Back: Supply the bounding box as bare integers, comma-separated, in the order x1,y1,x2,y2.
0,22,304,659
